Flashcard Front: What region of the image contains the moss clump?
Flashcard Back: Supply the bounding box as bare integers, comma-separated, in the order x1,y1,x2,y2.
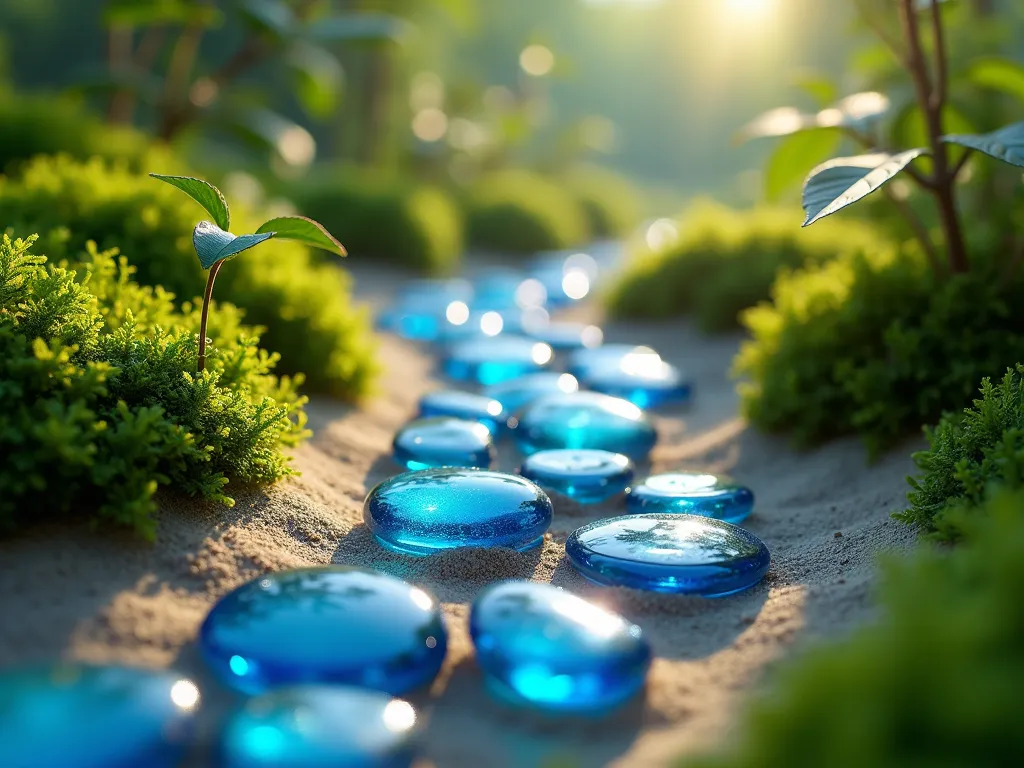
562,164,644,239
0,233,307,538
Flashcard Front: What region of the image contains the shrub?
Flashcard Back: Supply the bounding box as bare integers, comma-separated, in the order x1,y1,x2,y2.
290,169,463,274
0,155,376,399
688,488,1024,768
0,233,308,538
562,164,644,239
733,244,1024,457
465,169,590,255
898,365,1024,542
606,201,887,332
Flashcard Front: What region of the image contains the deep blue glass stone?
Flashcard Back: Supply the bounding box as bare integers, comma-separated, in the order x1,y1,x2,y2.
565,514,770,597
375,305,442,341
583,358,692,409
220,686,418,768
482,372,579,414
399,278,471,305
364,468,553,556
470,581,651,713
199,567,447,695
471,270,525,312
392,417,494,470
513,392,657,460
524,322,604,352
418,390,507,434
443,336,553,386
566,344,660,381
520,449,634,504
626,473,754,524
0,664,199,768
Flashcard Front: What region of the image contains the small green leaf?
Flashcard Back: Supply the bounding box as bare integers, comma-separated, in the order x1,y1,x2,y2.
967,58,1024,104
735,107,817,143
192,221,274,269
238,0,293,40
794,75,837,109
764,129,842,203
821,91,890,129
287,42,344,119
255,216,346,257
802,149,928,227
150,174,230,231
943,122,1024,167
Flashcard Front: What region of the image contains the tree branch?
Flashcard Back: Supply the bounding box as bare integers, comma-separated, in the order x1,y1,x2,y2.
928,0,949,112
854,0,910,68
950,149,973,181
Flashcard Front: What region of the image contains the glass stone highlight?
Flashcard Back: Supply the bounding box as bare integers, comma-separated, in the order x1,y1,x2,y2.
482,372,579,414
513,392,657,460
443,336,553,386
392,417,494,470
583,356,692,409
418,390,507,434
199,567,447,695
566,344,660,381
470,581,651,713
626,473,754,524
565,514,770,597
0,664,199,768
220,686,418,768
524,322,604,352
364,468,553,556
520,449,634,504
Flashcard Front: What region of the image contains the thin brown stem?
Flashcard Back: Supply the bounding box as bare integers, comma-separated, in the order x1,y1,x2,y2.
950,149,973,181
928,0,948,112
107,25,135,124
884,187,942,275
197,261,222,373
854,0,909,68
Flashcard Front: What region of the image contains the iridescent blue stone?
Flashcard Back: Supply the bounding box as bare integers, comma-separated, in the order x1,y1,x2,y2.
524,322,604,352
470,581,651,713
443,336,553,386
364,468,553,555
0,664,199,768
565,514,770,597
626,473,754,524
520,449,634,504
418,390,507,434
513,392,657,460
199,567,447,695
566,344,660,381
392,417,494,470
220,686,418,768
583,357,692,409
482,372,579,414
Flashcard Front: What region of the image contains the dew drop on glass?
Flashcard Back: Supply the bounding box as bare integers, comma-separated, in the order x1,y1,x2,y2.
627,472,754,524
470,581,651,713
565,514,770,597
392,417,494,470
364,468,553,556
520,449,634,504
199,567,447,695
482,372,579,414
443,336,553,386
418,390,507,434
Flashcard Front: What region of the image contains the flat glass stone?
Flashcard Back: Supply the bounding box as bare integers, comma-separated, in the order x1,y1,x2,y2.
375,304,442,342
220,686,418,768
0,664,199,768
583,356,692,409
364,468,553,556
566,344,660,381
524,321,604,352
626,473,754,524
513,392,657,460
418,390,507,434
470,581,651,713
200,567,447,695
520,449,634,504
565,514,770,597
392,417,494,470
482,372,579,414
443,336,553,386
399,278,471,305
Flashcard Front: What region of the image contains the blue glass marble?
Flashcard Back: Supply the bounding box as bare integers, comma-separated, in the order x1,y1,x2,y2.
443,336,553,386
626,473,754,524
418,390,507,434
520,449,634,504
392,417,494,470
0,664,199,768
513,392,657,460
566,344,660,381
524,322,604,352
483,372,579,414
220,686,417,768
470,581,651,713
200,567,447,695
565,514,770,597
364,468,553,556
583,357,692,409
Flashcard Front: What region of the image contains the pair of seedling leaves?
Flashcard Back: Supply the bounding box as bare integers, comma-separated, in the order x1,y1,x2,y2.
150,173,346,269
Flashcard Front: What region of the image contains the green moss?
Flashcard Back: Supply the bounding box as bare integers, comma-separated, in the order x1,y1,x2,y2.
0,233,307,538
562,164,644,239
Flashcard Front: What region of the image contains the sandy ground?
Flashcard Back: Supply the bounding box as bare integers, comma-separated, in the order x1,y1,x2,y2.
0,262,922,767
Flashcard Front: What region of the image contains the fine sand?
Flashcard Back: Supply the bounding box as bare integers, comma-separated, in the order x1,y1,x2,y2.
0,262,922,767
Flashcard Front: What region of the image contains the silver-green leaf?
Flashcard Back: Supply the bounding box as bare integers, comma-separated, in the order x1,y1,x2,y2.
942,122,1024,168
802,149,927,227
255,216,346,257
193,221,274,269
151,174,230,231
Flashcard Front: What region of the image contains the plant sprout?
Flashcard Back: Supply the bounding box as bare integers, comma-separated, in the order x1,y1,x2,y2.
150,173,346,372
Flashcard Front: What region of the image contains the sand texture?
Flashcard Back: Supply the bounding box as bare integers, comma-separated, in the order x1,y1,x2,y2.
0,264,921,767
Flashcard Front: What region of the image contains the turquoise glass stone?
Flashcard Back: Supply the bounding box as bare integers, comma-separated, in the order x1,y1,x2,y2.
443,336,553,386
0,664,199,768
470,581,651,713
583,357,692,409
220,686,418,768
566,344,659,380
482,372,579,414
364,468,553,556
565,514,770,597
626,473,754,524
524,322,604,352
392,417,494,470
376,305,441,342
199,567,447,695
520,449,633,504
513,392,657,460
418,390,507,434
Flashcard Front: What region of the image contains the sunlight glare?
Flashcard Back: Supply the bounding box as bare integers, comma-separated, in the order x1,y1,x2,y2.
724,0,773,15
480,311,503,336
446,301,469,326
